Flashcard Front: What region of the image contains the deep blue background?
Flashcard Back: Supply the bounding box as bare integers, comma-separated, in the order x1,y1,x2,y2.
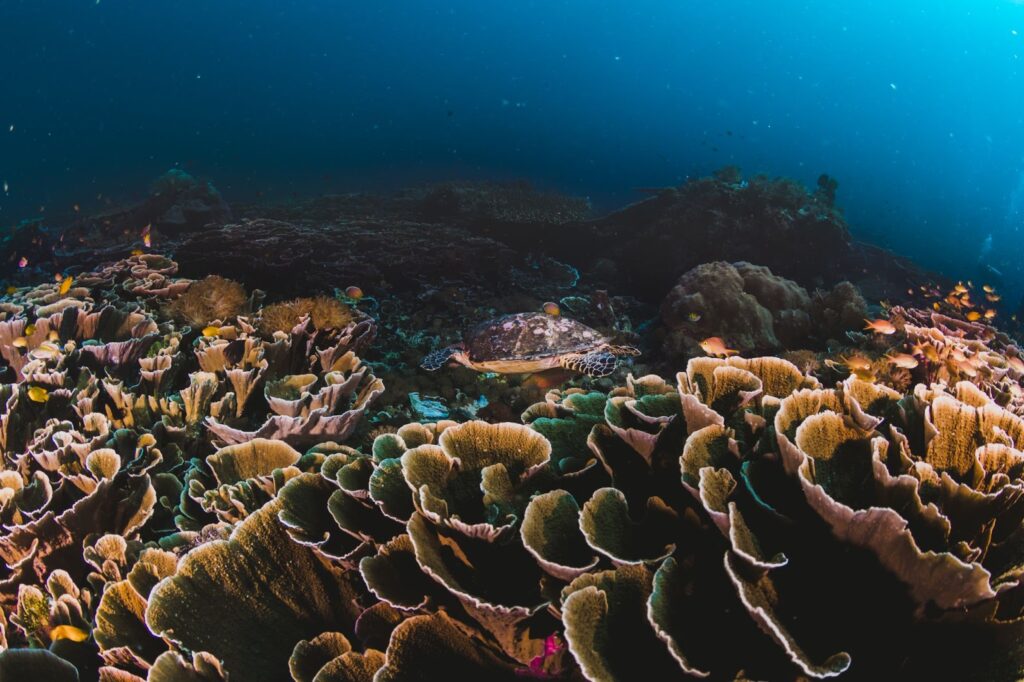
1,1,1023,290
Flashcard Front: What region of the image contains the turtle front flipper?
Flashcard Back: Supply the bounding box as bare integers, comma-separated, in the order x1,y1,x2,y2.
559,349,618,377
606,345,641,357
421,346,460,371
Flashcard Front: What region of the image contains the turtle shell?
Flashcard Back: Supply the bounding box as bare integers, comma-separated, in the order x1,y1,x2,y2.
463,313,607,362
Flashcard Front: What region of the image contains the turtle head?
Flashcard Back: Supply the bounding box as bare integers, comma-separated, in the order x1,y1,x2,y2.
421,344,464,371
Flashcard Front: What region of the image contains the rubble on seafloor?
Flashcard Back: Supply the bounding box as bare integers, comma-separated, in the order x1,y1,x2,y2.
0,170,1022,680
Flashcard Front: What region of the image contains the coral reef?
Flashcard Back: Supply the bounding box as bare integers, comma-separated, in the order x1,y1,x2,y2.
417,180,591,226
568,168,941,302
1,249,1022,680
0,170,230,282
2,169,1019,680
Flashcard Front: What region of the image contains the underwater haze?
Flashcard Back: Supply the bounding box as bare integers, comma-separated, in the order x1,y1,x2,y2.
2,1,1024,288
9,3,1024,681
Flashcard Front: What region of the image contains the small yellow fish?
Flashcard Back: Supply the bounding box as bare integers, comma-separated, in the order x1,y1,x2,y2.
143,233,152,248
59,276,73,295
4,286,15,295
966,311,982,322
687,311,702,322
542,301,560,316
700,336,738,357
131,248,144,256
47,330,59,341
27,386,49,403
24,323,35,336
12,336,27,348
32,342,61,358
863,319,896,335
983,284,995,293
953,283,969,294
50,625,89,642
201,325,220,337
984,309,997,320
987,293,1001,302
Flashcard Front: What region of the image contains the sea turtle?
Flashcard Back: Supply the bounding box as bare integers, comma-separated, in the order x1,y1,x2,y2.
421,312,639,377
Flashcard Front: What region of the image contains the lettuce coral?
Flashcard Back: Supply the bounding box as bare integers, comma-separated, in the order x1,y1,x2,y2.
1,251,1023,681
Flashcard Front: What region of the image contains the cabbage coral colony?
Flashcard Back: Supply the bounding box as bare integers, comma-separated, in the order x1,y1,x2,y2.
0,251,1022,681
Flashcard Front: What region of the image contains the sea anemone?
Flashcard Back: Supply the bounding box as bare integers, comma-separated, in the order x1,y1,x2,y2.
257,296,355,336
166,275,248,327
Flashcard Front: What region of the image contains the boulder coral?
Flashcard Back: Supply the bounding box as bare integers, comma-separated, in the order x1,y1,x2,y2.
661,260,866,361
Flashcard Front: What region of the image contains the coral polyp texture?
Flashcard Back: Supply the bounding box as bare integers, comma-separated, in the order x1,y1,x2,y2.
1,249,1023,681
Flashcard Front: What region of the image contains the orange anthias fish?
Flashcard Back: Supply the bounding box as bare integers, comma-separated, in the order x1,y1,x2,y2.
58,276,73,295
887,353,919,370
911,342,940,363
966,311,982,322
864,319,897,335
700,337,738,357
830,354,876,381
842,354,872,371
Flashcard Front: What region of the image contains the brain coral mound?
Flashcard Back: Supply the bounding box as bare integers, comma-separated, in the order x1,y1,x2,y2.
661,260,866,361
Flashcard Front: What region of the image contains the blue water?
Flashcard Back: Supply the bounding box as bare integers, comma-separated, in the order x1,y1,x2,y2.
2,1,1023,293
